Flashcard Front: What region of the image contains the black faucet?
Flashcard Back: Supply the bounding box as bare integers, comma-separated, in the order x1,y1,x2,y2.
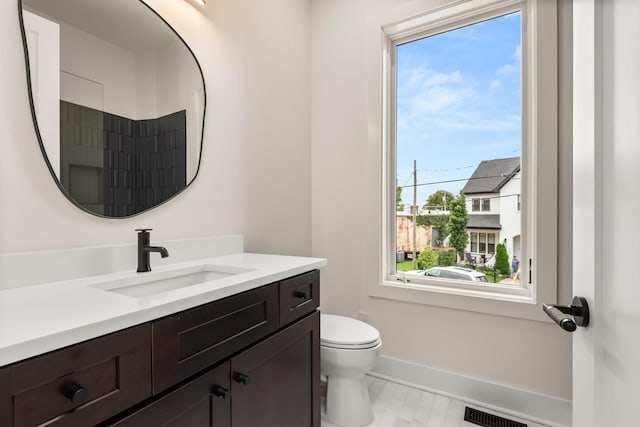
136,229,169,272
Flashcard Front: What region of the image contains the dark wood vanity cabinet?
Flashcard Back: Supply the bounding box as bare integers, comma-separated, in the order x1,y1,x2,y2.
0,324,151,427
108,312,320,427
0,270,320,427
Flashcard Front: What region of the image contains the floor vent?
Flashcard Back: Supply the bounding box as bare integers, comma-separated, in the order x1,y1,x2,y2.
464,407,527,427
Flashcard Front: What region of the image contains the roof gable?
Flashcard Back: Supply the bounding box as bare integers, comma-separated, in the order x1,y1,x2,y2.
462,157,520,195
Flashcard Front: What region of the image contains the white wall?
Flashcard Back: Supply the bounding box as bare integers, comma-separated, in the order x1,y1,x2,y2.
500,172,522,257
23,11,60,179
0,0,311,257
60,22,137,117
311,0,573,400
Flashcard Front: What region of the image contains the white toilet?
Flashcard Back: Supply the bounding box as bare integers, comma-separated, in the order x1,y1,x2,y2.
321,314,382,427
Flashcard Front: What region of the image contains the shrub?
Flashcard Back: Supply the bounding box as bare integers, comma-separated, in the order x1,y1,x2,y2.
417,246,438,270
495,243,510,275
438,249,456,266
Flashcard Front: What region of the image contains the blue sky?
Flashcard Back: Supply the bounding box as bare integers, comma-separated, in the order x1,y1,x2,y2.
396,12,522,206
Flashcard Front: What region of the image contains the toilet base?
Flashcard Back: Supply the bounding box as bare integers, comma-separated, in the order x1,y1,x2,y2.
324,374,373,427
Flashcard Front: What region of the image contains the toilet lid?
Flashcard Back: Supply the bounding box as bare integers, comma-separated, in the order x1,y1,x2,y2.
321,314,381,349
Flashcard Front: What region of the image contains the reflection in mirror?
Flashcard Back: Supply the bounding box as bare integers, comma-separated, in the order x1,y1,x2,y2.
20,0,206,217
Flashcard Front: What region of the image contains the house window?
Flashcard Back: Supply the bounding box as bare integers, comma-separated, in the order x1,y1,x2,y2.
377,0,559,316
488,234,496,254
469,232,496,255
479,233,487,253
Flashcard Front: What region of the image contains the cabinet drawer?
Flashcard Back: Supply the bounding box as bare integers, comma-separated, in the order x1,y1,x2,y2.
152,283,279,394
279,270,319,327
0,324,151,427
105,362,230,427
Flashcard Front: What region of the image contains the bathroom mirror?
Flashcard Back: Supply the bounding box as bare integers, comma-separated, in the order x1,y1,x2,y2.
19,0,206,217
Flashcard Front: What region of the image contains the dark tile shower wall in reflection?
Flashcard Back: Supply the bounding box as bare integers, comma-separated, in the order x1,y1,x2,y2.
60,101,187,217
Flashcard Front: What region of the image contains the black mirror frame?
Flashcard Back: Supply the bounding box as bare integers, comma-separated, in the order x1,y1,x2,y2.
17,0,207,218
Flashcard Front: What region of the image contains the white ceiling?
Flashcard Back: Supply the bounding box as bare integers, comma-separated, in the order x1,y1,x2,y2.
22,0,178,52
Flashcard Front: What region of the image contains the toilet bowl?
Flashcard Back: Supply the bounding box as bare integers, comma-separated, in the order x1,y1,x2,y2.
321,314,381,427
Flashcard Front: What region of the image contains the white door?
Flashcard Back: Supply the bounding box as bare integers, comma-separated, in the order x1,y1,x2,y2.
573,1,640,426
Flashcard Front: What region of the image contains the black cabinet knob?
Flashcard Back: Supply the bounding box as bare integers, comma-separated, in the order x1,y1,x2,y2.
233,372,250,385
62,382,87,403
211,385,229,399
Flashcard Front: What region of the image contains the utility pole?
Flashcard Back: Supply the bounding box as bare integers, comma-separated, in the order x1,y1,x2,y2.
412,160,417,269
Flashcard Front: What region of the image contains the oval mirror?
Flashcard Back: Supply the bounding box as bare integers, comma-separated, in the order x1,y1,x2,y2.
19,0,206,217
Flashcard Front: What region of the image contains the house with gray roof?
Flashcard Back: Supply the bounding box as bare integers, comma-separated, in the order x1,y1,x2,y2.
461,157,521,263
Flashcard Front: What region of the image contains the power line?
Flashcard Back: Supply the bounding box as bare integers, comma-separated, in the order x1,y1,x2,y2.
398,174,520,189
398,149,521,178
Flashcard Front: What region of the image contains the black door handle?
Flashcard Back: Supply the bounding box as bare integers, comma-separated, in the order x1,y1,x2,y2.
61,382,87,403
294,289,309,299
233,372,250,385
211,385,229,399
543,296,589,332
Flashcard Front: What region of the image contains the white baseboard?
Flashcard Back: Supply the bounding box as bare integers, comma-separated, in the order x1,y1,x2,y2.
371,355,571,427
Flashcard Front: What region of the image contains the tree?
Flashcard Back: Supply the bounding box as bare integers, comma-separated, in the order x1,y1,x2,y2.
417,246,438,270
447,191,469,261
416,214,449,247
423,190,454,211
495,243,510,275
396,183,404,211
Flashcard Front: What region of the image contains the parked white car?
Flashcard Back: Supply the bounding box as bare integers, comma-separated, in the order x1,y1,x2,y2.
405,266,488,282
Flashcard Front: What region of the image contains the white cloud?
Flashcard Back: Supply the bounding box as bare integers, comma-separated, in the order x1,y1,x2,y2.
513,43,522,63
497,63,516,76
489,79,502,89
406,67,463,90
496,43,522,77
410,86,476,114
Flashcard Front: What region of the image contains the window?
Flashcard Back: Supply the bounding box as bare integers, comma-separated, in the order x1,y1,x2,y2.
472,198,491,212
488,234,496,254
391,6,522,282
479,234,487,253
469,232,496,256
375,0,559,317
470,232,478,253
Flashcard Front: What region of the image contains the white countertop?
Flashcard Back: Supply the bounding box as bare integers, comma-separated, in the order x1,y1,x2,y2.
0,253,326,367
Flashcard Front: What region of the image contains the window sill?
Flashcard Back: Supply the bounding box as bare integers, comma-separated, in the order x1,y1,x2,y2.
369,278,551,322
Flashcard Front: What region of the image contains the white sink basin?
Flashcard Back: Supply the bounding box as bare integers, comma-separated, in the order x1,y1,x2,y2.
92,264,252,298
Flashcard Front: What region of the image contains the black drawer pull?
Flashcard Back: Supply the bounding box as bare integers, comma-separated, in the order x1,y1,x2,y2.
211,385,229,399
61,382,87,403
294,289,309,299
234,372,250,385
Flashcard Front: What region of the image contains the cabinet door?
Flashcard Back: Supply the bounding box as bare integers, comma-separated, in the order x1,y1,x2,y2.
105,362,231,427
231,311,320,427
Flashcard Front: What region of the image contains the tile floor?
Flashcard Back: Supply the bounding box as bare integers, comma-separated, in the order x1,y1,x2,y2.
321,375,549,427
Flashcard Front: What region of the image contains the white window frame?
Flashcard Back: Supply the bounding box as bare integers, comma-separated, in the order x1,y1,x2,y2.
371,0,558,320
